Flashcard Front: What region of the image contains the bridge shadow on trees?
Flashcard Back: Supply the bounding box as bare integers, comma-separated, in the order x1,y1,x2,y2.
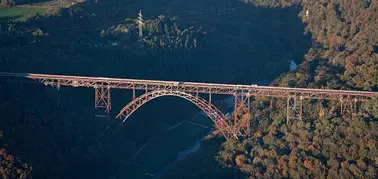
0,0,311,178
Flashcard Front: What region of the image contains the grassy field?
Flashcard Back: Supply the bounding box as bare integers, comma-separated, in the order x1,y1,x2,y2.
0,7,47,21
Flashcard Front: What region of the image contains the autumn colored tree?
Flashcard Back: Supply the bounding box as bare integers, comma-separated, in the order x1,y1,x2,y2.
0,0,15,7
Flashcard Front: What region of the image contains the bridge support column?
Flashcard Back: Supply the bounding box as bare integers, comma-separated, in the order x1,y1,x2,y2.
233,93,251,136
95,86,111,114
339,96,357,116
133,84,136,99
286,96,303,124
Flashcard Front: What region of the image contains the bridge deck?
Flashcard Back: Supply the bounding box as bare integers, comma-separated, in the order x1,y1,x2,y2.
0,72,376,101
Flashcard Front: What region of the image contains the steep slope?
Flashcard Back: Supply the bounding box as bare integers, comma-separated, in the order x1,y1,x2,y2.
162,0,378,178
0,0,311,178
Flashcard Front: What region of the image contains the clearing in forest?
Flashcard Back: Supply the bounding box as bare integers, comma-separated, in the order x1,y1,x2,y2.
0,7,46,21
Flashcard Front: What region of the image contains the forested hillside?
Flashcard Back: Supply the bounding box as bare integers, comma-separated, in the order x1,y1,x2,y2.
1,0,377,178
0,131,32,179
0,0,312,178
163,0,378,178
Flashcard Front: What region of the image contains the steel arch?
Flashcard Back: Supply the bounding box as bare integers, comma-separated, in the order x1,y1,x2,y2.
115,90,237,139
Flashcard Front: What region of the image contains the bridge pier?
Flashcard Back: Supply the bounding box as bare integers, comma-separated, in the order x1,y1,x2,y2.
233,93,251,136
286,96,303,124
339,95,357,116
94,86,111,114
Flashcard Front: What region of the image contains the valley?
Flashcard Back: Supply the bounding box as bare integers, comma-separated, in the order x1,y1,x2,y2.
1,0,377,179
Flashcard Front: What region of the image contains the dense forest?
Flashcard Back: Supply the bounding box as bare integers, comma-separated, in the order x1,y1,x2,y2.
0,0,310,178
0,0,377,178
162,0,378,178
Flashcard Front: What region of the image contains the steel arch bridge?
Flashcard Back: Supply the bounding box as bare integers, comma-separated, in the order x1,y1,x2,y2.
1,72,377,140
115,90,237,139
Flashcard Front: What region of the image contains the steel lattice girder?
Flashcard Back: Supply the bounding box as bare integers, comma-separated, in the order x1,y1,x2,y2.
1,72,377,139
17,72,375,101
94,87,111,114
233,94,251,136
115,90,238,139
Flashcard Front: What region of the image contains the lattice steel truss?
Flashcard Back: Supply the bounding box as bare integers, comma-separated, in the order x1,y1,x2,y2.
115,90,237,139
339,95,357,115
233,93,251,136
11,72,374,101
1,72,377,140
94,86,111,114
287,96,303,124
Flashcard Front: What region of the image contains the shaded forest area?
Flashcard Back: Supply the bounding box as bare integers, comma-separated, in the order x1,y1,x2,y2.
0,0,311,178
162,0,378,178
